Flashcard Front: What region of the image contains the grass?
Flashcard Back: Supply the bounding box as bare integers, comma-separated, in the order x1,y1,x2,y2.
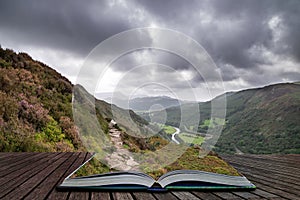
179,133,204,145
163,125,176,134
71,156,110,178
145,147,240,179
154,123,177,134
200,118,225,129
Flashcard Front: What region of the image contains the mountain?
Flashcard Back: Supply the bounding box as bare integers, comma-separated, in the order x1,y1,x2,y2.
142,82,300,154
128,96,182,112
96,95,186,112
0,47,147,152
0,47,77,151
217,83,300,154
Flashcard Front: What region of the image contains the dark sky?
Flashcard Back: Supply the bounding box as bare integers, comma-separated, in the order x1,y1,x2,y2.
0,0,299,101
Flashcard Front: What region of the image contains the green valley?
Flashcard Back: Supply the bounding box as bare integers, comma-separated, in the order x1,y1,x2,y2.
178,133,204,145
142,83,300,154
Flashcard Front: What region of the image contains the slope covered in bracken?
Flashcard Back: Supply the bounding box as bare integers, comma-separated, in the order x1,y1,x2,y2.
0,47,82,151
0,47,148,152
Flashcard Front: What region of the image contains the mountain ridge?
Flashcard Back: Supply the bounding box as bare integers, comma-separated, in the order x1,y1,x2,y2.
0,47,147,152
141,82,300,154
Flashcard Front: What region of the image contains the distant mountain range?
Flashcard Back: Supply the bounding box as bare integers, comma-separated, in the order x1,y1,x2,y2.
141,82,300,154
129,96,188,112
96,94,193,112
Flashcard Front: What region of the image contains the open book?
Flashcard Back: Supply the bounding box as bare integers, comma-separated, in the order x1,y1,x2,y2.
58,154,256,191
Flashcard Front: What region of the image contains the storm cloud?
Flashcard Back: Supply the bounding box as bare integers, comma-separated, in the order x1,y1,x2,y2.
0,0,299,100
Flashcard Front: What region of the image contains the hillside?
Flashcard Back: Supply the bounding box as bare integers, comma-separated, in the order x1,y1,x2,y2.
98,95,189,112
142,83,300,154
129,96,182,112
0,47,78,151
0,47,147,152
216,83,300,154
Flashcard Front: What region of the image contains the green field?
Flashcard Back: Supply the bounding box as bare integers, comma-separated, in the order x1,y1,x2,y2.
163,125,176,134
200,118,225,129
179,133,204,145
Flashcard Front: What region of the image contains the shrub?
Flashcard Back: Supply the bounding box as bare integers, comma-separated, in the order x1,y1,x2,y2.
59,116,81,148
18,99,49,130
0,92,18,121
39,118,65,142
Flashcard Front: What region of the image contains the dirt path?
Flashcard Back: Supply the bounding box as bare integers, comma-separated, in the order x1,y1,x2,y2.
104,128,140,171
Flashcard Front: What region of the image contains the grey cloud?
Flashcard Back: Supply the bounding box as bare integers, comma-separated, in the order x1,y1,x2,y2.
0,0,299,99
0,0,133,56
133,0,201,23
206,0,300,65
110,49,191,72
134,0,300,85
275,1,300,62
112,63,196,97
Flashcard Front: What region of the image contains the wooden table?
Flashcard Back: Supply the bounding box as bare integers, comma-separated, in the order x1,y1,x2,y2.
0,153,299,199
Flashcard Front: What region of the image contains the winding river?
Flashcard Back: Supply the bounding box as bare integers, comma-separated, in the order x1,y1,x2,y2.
171,127,181,144
170,126,213,145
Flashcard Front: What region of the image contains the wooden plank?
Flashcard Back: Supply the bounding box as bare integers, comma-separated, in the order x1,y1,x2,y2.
90,192,111,200
240,173,300,197
223,156,300,180
233,165,300,191
232,191,266,199
230,159,300,186
192,191,222,200
229,162,300,186
0,153,62,198
111,192,134,200
213,192,244,199
287,154,300,159
228,161,300,186
247,180,300,200
241,154,300,165
23,153,80,200
68,191,89,200
223,155,300,198
222,154,300,172
132,192,156,200
153,192,179,200
0,153,56,186
224,155,300,176
0,152,33,168
250,189,282,199
240,155,300,170
226,155,299,199
47,152,89,200
0,152,51,178
67,153,94,200
2,152,71,200
0,152,30,162
0,152,15,159
172,191,200,200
